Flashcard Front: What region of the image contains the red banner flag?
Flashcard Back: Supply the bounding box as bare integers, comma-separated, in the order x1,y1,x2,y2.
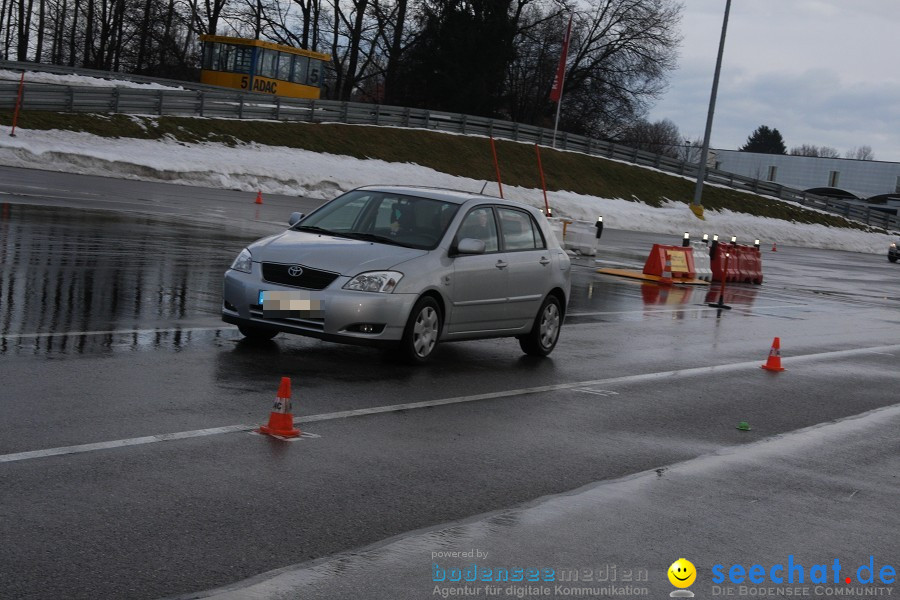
549,14,573,103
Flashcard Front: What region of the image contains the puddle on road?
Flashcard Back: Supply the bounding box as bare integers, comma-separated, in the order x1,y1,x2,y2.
0,203,253,355
566,275,765,324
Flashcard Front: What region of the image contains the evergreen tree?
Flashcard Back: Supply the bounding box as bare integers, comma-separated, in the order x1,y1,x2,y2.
394,1,518,117
739,125,787,154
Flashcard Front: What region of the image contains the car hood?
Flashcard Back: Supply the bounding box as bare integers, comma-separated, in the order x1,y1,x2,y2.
248,230,428,274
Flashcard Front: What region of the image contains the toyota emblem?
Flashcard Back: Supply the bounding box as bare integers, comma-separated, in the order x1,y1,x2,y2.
288,265,304,277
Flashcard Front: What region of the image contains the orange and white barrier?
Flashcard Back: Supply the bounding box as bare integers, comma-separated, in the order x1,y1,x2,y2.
643,244,696,280
546,218,600,256
690,240,712,281
710,243,763,284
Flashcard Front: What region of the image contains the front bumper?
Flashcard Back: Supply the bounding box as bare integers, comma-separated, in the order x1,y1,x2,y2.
222,268,418,346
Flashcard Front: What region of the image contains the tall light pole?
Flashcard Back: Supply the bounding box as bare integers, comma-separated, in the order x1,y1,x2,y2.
691,0,732,219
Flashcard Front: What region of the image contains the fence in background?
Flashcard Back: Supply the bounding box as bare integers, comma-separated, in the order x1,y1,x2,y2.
1,60,897,232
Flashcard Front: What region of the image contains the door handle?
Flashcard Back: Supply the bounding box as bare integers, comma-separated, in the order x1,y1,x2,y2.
539,256,550,266
495,260,508,270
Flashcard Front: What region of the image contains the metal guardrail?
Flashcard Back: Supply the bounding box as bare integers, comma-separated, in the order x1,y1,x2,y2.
1,61,897,231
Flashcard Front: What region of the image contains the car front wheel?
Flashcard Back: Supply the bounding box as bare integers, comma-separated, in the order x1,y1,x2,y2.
519,295,562,357
400,296,441,364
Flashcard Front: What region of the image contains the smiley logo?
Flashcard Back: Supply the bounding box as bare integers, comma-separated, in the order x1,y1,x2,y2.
668,558,696,588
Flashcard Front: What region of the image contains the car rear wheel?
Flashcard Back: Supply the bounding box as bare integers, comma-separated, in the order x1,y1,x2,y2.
400,296,441,364
519,295,562,357
238,324,278,341
889,255,898,263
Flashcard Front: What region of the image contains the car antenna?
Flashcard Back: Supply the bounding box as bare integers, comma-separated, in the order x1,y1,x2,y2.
479,181,489,195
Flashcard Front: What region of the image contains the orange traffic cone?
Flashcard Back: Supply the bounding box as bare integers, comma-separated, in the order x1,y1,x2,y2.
771,241,777,252
258,377,300,437
761,337,786,372
255,190,263,205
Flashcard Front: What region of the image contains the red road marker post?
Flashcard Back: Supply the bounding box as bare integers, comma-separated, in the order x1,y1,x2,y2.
708,250,732,310
489,136,504,198
535,144,549,215
10,72,25,137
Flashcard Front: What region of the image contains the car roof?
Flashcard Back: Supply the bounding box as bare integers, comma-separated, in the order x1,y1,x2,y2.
355,185,530,208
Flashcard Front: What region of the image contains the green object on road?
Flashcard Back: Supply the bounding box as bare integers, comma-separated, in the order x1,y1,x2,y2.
736,421,751,431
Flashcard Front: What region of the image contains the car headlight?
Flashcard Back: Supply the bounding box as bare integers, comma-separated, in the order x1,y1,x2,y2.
343,271,403,293
230,248,252,273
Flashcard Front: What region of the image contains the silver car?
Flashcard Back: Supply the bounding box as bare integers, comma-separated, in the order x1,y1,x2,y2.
222,186,572,362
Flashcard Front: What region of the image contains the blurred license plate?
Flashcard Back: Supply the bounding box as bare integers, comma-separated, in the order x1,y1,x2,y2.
259,290,324,318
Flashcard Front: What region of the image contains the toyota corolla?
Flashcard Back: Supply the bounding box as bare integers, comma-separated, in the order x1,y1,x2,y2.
222,186,571,363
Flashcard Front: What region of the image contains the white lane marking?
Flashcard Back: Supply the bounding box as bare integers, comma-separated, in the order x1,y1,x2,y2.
0,425,250,463
0,191,100,201
0,428,322,462
1,326,233,340
247,431,321,443
2,342,899,464
572,389,620,397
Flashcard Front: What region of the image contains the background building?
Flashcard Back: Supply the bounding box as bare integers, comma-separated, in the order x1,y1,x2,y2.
712,150,900,204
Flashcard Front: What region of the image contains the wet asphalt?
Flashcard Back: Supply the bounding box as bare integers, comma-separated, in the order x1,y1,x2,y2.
0,166,898,600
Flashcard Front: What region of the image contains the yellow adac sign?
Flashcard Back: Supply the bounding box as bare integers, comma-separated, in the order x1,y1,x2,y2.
666,249,689,273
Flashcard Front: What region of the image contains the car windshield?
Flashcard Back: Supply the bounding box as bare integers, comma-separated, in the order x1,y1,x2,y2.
295,190,460,250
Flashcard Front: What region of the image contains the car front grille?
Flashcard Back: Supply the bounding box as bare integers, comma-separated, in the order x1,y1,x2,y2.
261,262,340,290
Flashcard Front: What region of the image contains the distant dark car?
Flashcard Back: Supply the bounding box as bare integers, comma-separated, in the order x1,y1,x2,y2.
889,238,899,263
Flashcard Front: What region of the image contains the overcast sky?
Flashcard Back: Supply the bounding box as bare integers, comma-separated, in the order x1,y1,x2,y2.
646,0,900,162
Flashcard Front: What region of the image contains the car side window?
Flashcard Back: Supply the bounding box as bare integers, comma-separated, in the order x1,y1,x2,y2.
497,208,545,251
457,207,499,252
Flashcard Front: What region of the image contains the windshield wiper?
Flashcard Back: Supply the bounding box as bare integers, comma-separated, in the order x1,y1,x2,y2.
295,225,335,235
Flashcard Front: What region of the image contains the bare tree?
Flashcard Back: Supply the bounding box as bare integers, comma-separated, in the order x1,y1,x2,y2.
618,118,682,158
34,0,45,59
504,2,565,124
558,0,682,138
677,136,704,164
790,144,820,157
374,0,408,104
846,145,875,161
135,0,155,70
790,144,842,158
0,0,11,59
293,0,322,49
190,0,229,34
17,0,35,59
329,0,372,100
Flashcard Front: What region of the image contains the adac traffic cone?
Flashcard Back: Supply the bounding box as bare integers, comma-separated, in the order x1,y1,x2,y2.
258,377,300,437
771,241,777,252
761,337,786,372
255,190,263,205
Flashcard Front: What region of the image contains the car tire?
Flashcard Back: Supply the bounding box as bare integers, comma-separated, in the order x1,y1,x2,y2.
238,324,279,341
400,296,441,364
519,295,562,357
889,255,897,263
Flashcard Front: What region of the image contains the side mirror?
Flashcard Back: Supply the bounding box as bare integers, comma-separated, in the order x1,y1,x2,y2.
288,212,305,226
455,238,486,255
